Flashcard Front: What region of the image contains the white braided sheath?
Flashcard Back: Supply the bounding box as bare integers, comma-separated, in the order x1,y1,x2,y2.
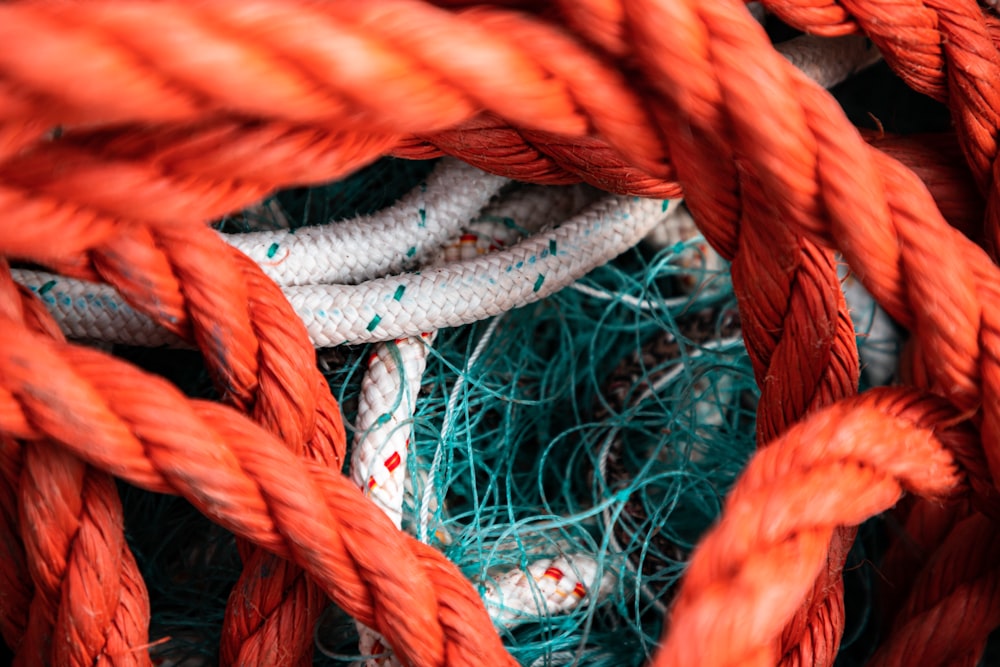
350,184,604,667
352,182,593,531
351,336,432,529
483,555,616,627
351,335,431,667
14,195,674,347
227,158,508,287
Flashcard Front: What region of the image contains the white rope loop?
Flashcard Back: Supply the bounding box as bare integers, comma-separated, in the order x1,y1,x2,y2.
14,196,676,347
348,182,620,667
228,158,507,287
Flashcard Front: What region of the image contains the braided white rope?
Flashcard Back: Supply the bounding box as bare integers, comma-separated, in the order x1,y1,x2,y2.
14,195,674,347
228,158,507,286
350,184,615,667
483,554,616,626
353,185,576,527
351,336,432,530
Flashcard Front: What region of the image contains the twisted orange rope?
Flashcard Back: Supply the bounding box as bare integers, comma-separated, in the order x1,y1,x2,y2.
2,0,1000,664
870,509,1000,667
654,388,977,667
0,264,151,666
0,314,515,667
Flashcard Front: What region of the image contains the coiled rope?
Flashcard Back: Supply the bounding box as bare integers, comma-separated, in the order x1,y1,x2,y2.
13,194,673,347
3,0,1000,665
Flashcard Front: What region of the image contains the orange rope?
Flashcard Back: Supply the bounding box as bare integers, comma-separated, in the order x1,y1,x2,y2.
0,263,151,666
0,317,514,667
2,0,1000,664
653,388,976,667
871,508,1000,667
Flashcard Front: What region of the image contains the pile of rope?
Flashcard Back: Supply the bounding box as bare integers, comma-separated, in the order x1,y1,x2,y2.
3,1,1000,666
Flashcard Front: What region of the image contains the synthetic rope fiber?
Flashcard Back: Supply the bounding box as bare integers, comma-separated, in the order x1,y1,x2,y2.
1,2,999,667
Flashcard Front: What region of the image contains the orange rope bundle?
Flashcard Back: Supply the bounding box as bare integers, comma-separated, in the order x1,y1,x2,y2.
2,0,1000,665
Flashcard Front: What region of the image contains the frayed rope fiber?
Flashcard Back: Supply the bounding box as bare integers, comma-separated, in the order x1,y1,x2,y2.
3,1,1000,666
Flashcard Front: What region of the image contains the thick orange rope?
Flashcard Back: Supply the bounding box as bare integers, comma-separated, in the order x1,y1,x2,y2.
2,0,1000,664
652,388,978,667
0,264,151,666
0,316,514,667
870,509,1000,667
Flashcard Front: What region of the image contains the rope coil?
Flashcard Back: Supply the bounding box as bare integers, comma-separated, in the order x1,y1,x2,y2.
3,0,1000,665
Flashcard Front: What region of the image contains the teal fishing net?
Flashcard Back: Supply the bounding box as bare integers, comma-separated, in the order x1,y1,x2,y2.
113,29,943,663
312,219,759,666
114,152,904,665
118,171,765,666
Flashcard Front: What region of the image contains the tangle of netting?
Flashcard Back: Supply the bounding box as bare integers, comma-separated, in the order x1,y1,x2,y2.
4,1,1000,666
323,226,755,666
115,169,898,667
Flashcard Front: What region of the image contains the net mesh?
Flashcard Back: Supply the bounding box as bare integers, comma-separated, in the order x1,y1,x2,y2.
114,22,943,666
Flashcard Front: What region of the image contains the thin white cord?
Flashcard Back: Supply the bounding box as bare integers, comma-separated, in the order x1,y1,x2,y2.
418,316,501,544
596,333,745,614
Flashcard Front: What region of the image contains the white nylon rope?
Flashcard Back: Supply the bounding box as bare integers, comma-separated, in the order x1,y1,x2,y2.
228,158,507,287
227,161,595,289
352,184,578,529
14,195,675,347
350,185,623,667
